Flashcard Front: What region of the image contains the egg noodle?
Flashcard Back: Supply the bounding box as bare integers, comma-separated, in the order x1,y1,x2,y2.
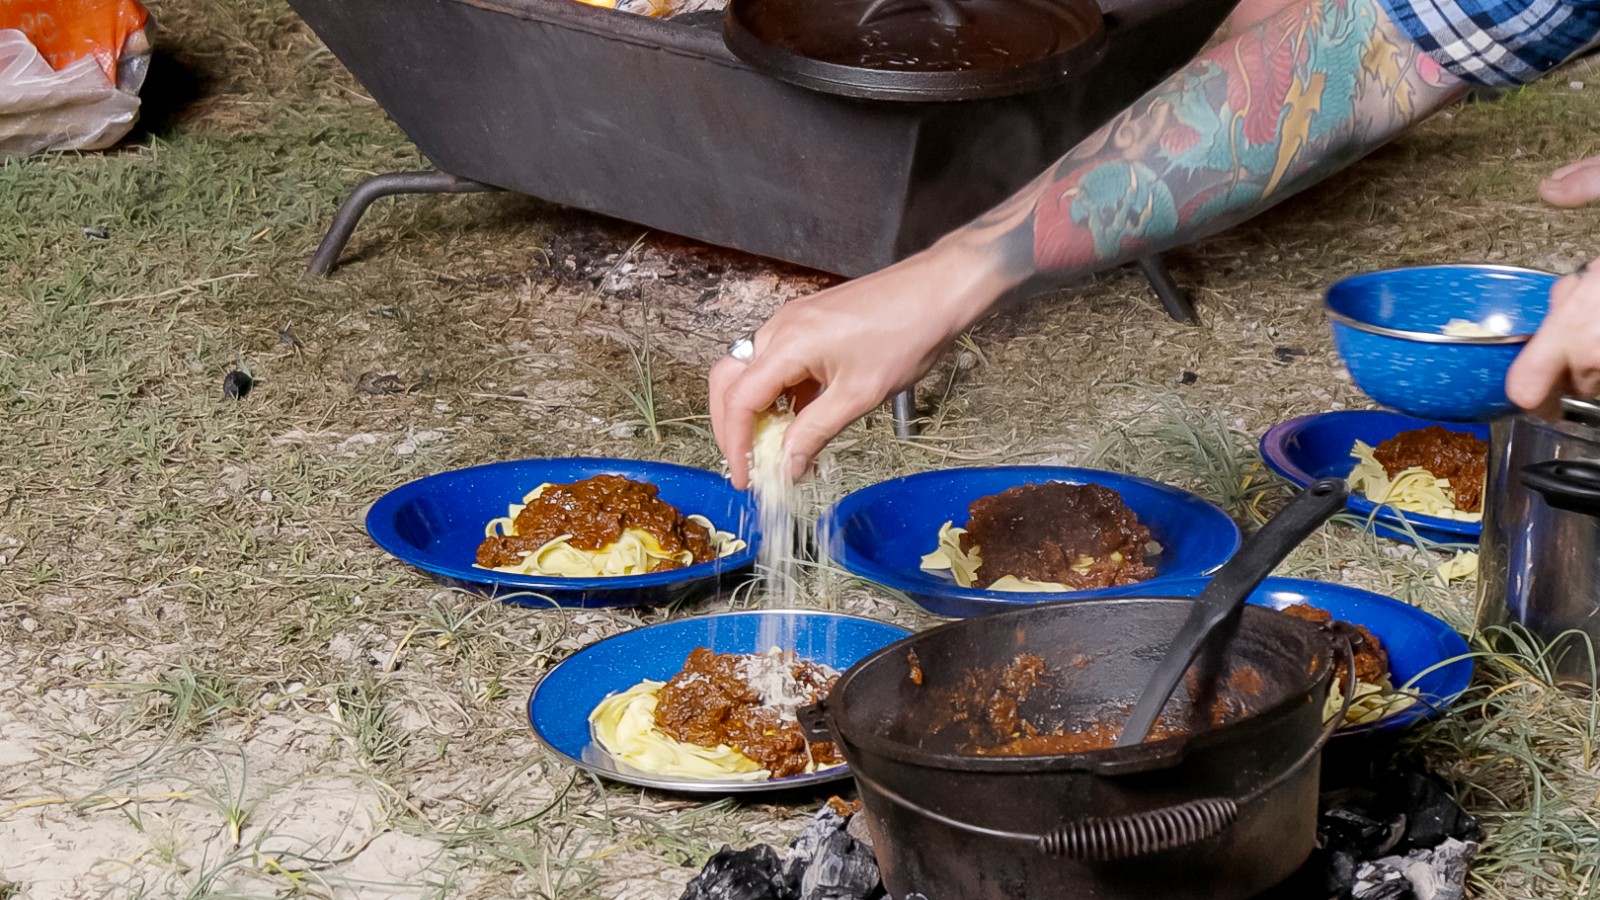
589,682,771,781
1325,671,1418,726
478,483,746,577
919,522,1075,592
1436,550,1480,585
1440,316,1513,338
919,518,1161,593
588,647,845,781
1347,441,1482,523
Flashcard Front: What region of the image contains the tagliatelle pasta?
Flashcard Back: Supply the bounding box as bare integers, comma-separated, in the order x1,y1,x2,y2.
919,522,1075,592
918,484,1162,593
589,647,845,781
589,682,771,780
1435,550,1480,585
1440,316,1514,338
1324,671,1418,726
478,482,746,577
1347,441,1482,523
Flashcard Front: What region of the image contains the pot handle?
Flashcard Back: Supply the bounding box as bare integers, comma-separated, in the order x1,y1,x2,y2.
840,635,1357,862
1523,460,1600,518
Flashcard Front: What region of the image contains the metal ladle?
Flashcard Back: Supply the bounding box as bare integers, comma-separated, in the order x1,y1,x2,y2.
1117,478,1349,747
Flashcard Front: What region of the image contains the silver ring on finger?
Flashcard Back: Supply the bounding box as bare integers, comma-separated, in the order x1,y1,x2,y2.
728,334,757,362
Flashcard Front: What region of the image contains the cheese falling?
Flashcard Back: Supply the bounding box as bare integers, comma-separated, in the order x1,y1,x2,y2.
750,408,801,609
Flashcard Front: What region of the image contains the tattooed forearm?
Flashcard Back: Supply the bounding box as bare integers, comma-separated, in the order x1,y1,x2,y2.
951,0,1463,282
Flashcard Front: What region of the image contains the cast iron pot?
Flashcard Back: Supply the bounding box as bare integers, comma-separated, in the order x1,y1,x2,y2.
1478,397,1600,682
724,0,1108,101
799,598,1348,900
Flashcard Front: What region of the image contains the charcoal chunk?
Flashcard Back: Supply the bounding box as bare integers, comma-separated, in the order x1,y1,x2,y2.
799,830,881,900
223,370,253,400
1317,769,1481,899
683,807,882,900
680,845,797,900
1352,838,1478,900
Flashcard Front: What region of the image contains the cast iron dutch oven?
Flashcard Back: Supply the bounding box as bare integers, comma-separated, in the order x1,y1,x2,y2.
800,481,1358,899
724,0,1108,100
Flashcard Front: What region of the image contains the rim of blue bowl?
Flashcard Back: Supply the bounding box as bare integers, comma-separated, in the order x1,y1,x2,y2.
365,456,759,593
823,466,1242,607
1324,263,1557,344
526,608,913,793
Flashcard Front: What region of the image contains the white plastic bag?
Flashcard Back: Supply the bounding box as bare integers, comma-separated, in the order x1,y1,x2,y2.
0,27,142,157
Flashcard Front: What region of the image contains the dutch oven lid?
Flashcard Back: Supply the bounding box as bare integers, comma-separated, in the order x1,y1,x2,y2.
723,0,1107,102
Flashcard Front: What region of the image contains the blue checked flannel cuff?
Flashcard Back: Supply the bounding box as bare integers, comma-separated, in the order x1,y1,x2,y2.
1377,0,1600,86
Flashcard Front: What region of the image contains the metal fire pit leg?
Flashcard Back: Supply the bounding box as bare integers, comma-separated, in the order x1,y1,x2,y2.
892,388,918,438
1137,254,1199,325
307,170,500,276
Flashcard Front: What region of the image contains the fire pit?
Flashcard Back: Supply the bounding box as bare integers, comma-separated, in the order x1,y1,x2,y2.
290,0,1236,429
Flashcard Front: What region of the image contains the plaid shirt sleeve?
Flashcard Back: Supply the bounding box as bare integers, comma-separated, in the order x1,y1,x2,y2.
1377,0,1600,85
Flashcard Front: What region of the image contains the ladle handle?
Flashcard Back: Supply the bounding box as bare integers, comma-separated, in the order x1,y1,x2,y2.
1117,478,1348,747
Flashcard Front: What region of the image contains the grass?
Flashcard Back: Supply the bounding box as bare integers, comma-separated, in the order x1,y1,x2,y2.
1412,626,1600,898
3,0,1599,895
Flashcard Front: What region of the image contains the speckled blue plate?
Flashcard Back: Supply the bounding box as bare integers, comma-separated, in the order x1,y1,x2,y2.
366,458,757,608
1093,577,1473,735
1261,411,1487,546
1326,264,1554,422
823,466,1242,618
528,610,912,792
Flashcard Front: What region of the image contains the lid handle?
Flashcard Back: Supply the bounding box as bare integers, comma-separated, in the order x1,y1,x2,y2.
857,0,969,28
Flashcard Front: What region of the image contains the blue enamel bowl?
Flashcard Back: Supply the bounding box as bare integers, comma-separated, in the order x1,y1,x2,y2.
1326,264,1556,422
1093,577,1473,735
528,610,912,793
1260,410,1487,546
366,458,757,608
823,466,1241,618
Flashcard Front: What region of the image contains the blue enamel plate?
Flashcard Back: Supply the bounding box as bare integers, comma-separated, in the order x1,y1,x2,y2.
823,466,1242,618
1095,577,1473,735
528,610,912,793
1260,411,1487,547
366,458,758,608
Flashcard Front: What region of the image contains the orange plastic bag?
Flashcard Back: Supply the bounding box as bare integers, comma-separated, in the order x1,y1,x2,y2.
0,0,147,84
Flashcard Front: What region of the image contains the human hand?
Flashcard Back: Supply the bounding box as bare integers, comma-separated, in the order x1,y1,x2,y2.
1506,262,1600,417
1540,154,1600,208
710,240,1019,489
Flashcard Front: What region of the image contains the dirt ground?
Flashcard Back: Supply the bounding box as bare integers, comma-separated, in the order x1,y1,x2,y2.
3,1,1600,898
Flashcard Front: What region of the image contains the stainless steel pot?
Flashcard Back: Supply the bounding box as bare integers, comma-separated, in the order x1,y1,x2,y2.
1477,398,1600,682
